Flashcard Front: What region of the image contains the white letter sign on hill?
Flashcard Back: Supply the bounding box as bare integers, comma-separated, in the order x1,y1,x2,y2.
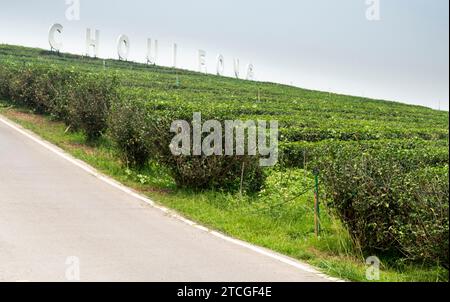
233,58,240,79
47,23,256,81
246,64,255,80
198,50,207,73
216,54,224,76
173,43,178,68
117,35,130,61
48,24,63,51
86,28,100,57
146,38,158,64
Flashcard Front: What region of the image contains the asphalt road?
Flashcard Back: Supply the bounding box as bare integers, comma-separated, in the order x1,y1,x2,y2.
0,117,333,282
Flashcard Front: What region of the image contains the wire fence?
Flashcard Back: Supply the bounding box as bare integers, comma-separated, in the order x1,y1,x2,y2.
248,184,318,215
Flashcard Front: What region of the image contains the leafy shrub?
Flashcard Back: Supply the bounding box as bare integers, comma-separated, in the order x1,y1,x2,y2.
279,140,329,169
66,73,118,141
281,139,449,169
8,65,40,109
145,108,266,192
0,62,117,141
109,99,152,168
319,142,449,267
33,67,77,121
0,62,15,99
392,166,449,267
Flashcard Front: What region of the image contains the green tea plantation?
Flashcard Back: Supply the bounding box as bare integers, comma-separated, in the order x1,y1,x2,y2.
0,44,448,281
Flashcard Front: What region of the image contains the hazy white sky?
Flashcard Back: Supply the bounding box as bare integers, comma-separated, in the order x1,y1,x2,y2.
0,0,448,110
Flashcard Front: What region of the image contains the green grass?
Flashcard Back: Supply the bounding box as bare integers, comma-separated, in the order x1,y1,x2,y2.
1,100,447,282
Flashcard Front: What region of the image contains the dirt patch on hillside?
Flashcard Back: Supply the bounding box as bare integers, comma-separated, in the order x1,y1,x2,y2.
64,142,97,157
3,109,48,126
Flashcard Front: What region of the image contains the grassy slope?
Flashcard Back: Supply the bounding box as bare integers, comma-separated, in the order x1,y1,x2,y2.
0,44,448,281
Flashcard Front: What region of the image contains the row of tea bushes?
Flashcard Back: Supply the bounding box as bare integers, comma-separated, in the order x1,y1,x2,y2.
0,61,118,140
109,99,265,192
317,141,449,267
0,62,264,192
